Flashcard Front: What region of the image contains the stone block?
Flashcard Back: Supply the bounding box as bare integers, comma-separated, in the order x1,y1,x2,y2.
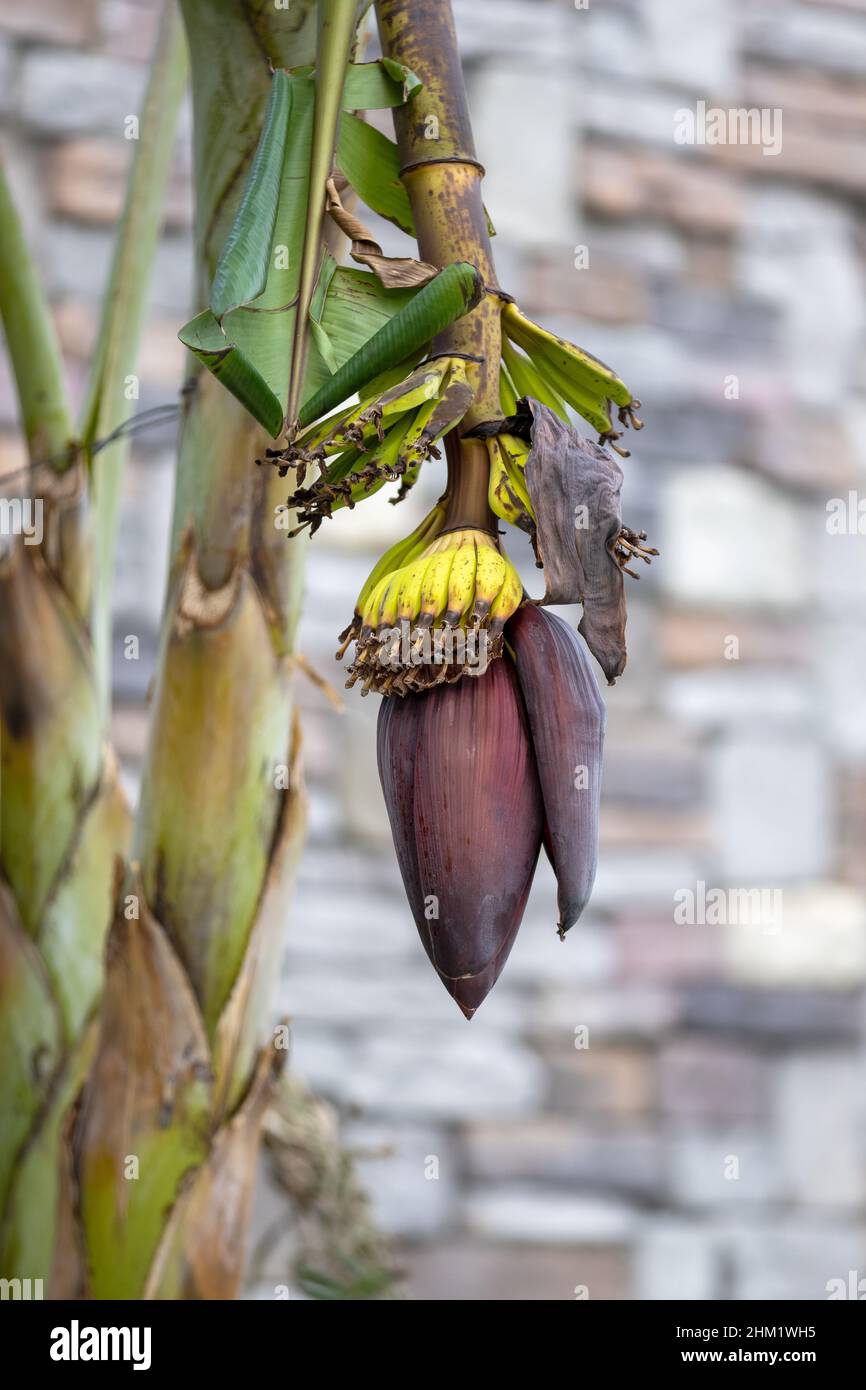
658,1038,768,1123
710,735,831,881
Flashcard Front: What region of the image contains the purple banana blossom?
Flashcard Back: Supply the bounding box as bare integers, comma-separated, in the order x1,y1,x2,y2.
377,605,605,1016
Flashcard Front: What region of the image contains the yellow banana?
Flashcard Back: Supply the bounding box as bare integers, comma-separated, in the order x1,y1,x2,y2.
350,497,447,630
472,539,508,619
488,550,524,632
418,549,455,626
443,532,478,626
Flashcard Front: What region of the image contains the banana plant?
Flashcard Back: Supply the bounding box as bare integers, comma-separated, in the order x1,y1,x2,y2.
2,0,657,1300
69,0,482,1300
0,1,187,1286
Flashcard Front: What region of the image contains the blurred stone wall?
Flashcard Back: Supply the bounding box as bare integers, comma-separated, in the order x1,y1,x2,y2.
2,0,866,1300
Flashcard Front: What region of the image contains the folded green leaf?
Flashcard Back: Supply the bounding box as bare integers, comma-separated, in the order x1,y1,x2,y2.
297,260,483,428
210,70,292,321
292,58,422,109
337,114,414,234
180,310,284,437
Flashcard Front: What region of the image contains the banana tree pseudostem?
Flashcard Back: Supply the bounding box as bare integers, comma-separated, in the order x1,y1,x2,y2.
0,3,187,1287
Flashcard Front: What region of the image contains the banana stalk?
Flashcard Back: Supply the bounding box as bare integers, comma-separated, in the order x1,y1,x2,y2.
69,0,339,1300
0,2,187,1287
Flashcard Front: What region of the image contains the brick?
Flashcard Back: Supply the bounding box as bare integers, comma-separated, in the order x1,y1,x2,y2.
614,915,724,984
658,1038,768,1123
47,139,191,229
0,0,99,46
0,432,28,482
583,143,742,235
743,61,866,130
712,122,866,198
679,983,863,1044
756,405,861,494
839,770,866,889
98,0,160,63
600,805,709,852
464,1119,665,1202
658,611,807,670
543,1041,656,1118
524,253,649,326
400,1239,629,1301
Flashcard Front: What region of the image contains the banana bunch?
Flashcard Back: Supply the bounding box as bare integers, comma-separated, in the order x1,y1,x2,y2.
341,524,523,696
500,302,642,457
276,355,479,534
486,431,535,533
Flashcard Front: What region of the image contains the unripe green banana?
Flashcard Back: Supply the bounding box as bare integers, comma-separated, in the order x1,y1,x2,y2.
503,301,634,408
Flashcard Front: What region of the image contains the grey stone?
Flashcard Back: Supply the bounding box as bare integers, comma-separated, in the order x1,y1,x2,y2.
744,5,866,78
342,1026,545,1122
464,1185,639,1246
661,467,808,610
679,984,863,1044
400,1239,629,1301
528,984,678,1044
585,77,695,149
592,848,706,910
464,1119,665,1203
776,1053,866,1210
452,0,570,62
633,1219,719,1300
18,50,146,135
44,223,193,317
649,282,779,357
343,1121,457,1238
632,400,756,468
663,670,812,731
709,734,831,882
643,0,737,93
737,188,865,409
667,1127,780,1208
723,1217,866,1301
658,1038,769,1123
470,62,575,247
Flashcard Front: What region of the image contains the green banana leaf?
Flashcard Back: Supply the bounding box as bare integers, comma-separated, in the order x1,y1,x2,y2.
210,70,292,321
298,260,483,427
336,114,414,234
292,57,422,109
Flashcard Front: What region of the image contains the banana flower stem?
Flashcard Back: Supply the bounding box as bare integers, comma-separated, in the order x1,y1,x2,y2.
376,0,502,531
